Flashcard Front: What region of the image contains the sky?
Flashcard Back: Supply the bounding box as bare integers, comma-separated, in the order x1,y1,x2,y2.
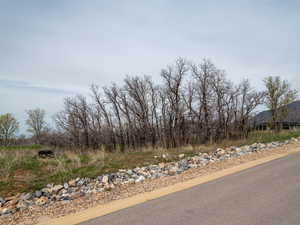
1,0,300,134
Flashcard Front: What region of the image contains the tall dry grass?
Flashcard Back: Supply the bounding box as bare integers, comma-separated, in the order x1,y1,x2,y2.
1,129,300,196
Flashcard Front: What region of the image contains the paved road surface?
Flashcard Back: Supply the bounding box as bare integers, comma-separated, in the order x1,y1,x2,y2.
79,152,300,225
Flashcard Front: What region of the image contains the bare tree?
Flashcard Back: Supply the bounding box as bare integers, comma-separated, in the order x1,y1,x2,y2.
55,96,91,148
236,80,265,138
191,59,216,143
264,76,297,131
26,108,47,144
90,84,115,150
161,58,188,147
0,113,19,146
52,57,267,151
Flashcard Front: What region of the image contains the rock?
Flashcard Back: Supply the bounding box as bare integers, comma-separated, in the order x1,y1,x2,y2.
77,179,85,186
46,183,54,188
271,142,279,147
251,143,258,147
216,148,226,154
102,175,109,184
158,163,165,169
202,153,209,159
214,148,226,158
127,178,135,184
16,200,28,210
259,143,266,149
135,176,145,183
68,179,77,187
0,197,5,206
61,189,68,195
108,174,116,183
191,156,201,162
133,167,140,173
235,148,242,152
189,164,198,168
41,188,50,193
5,194,20,202
179,154,185,159
60,194,71,201
114,178,123,184
168,167,178,176
127,169,133,175
5,197,19,207
34,191,42,198
64,183,69,190
35,196,48,206
20,193,32,201
41,188,51,198
242,146,251,152
178,159,188,169
52,185,64,194
1,207,15,215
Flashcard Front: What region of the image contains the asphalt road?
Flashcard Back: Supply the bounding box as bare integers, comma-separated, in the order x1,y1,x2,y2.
79,152,300,225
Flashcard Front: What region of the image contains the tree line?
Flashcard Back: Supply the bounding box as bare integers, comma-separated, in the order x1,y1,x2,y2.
0,58,297,150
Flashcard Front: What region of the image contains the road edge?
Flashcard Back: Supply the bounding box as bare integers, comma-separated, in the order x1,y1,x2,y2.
39,148,300,225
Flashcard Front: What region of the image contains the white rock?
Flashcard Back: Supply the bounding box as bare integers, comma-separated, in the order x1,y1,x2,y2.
135,176,145,183
168,167,178,175
52,185,64,194
64,183,69,189
102,175,109,184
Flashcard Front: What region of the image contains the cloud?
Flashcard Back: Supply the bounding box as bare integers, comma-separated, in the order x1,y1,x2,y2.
0,79,74,95
0,79,79,135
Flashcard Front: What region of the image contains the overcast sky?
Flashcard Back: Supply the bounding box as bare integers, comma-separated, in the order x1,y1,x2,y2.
1,0,300,134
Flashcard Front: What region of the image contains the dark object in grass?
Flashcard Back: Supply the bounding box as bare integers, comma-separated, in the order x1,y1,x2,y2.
38,150,55,158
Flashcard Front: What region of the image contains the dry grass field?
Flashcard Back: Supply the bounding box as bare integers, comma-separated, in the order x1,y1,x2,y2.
1,130,300,197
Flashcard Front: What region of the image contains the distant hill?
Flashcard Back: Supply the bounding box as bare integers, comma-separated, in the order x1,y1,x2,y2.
255,100,300,124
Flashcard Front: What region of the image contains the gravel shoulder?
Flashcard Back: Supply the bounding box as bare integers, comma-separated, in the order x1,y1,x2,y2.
1,142,300,225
